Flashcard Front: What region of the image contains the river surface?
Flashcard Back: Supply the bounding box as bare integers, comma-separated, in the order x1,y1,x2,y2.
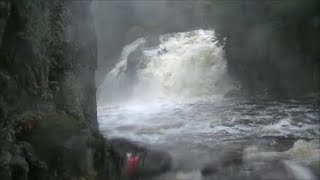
97,30,320,179
99,98,319,144
98,97,319,179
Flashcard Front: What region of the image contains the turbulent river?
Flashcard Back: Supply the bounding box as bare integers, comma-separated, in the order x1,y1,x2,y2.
97,30,320,179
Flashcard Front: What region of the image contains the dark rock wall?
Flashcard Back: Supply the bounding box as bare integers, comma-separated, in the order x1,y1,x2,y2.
0,1,118,180
208,1,320,98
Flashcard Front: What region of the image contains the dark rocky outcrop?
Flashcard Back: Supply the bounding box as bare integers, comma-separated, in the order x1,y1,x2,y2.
0,1,118,179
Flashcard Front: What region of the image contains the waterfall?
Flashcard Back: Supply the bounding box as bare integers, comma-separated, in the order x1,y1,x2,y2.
98,29,235,105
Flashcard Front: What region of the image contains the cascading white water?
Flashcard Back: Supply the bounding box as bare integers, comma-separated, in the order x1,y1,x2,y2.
97,37,146,104
97,29,320,180
98,29,235,105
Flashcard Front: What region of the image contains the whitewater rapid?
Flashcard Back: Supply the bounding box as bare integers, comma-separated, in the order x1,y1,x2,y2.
98,98,319,179
97,29,320,179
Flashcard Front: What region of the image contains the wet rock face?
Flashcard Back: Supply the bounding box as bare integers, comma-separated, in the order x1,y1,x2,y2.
0,0,11,47
0,1,117,180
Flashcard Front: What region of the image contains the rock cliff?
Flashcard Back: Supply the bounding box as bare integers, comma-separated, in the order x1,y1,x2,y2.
0,1,118,179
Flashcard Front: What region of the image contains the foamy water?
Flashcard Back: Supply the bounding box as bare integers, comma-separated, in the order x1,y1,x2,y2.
98,98,319,179
98,98,319,144
97,30,320,179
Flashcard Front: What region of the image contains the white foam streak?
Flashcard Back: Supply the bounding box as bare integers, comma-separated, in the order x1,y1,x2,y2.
97,38,146,104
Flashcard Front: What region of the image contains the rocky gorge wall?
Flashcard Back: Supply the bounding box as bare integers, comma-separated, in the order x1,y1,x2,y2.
0,1,119,180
